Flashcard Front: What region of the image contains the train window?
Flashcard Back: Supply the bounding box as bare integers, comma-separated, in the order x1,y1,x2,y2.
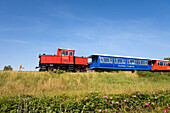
166,63,170,66
104,58,110,63
100,57,104,63
62,51,68,56
70,52,73,56
100,57,112,63
114,58,118,64
127,59,137,65
138,60,148,65
115,58,125,64
158,62,165,66
110,58,113,63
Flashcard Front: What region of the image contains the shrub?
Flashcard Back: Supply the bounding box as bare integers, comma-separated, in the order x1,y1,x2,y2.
3,65,13,71
49,69,65,74
137,71,170,77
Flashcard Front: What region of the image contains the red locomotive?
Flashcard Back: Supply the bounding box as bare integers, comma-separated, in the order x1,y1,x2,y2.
38,48,87,72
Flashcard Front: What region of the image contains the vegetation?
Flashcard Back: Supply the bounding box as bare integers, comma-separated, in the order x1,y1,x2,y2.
0,71,169,97
0,90,169,112
3,65,13,71
0,71,169,112
164,57,170,61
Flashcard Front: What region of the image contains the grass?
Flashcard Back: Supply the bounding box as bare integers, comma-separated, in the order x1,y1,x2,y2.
0,71,170,97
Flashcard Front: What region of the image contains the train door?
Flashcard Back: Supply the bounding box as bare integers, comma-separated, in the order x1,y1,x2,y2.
149,60,157,71
61,50,69,64
93,56,99,67
69,51,74,64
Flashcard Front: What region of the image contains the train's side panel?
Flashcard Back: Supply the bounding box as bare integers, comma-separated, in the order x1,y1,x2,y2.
89,55,152,71
151,60,170,71
39,55,61,64
75,57,88,65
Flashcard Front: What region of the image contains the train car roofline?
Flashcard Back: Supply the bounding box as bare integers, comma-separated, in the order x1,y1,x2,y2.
88,54,151,60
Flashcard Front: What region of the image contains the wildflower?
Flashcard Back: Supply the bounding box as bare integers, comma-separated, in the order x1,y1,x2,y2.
95,96,98,98
116,101,119,104
91,91,93,93
124,99,127,102
24,93,26,95
138,93,140,95
103,96,107,98
105,99,107,101
9,99,13,101
112,101,114,104
60,102,63,105
26,97,30,100
73,99,75,101
110,97,113,99
142,92,145,95
152,102,154,105
98,109,102,112
84,99,86,101
87,103,89,105
126,106,129,108
145,103,149,106
162,94,164,97
86,97,89,99
134,95,136,97
155,97,158,99
164,109,168,113
105,109,108,111
164,93,166,95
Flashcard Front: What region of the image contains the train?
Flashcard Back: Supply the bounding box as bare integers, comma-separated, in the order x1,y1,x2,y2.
37,48,170,72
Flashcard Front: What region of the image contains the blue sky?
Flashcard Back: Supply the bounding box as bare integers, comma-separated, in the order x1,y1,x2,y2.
0,0,170,71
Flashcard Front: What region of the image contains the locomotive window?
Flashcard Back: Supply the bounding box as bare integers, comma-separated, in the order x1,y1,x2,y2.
62,51,68,56
70,52,73,56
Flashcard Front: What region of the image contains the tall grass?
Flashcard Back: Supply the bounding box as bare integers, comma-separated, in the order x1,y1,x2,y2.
0,71,169,97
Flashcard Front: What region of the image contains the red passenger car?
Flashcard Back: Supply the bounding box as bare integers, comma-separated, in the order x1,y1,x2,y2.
149,59,170,71
38,48,87,72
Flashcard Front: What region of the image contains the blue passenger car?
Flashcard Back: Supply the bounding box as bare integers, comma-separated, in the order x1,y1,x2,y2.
88,54,151,71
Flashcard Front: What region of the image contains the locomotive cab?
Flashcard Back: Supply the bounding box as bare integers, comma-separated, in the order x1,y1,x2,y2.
57,48,75,64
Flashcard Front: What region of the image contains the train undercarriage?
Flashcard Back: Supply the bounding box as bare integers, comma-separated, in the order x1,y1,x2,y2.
38,63,87,72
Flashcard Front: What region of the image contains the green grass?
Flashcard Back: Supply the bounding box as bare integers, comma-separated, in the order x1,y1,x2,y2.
0,71,170,97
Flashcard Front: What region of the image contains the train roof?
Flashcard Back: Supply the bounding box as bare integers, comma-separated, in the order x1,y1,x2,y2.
88,54,151,60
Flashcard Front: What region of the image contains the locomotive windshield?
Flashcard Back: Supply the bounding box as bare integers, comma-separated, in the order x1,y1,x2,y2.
62,50,68,56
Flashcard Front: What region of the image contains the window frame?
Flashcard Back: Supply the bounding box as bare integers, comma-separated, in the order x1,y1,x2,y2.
100,57,113,63
166,62,170,66
158,62,165,66
70,52,73,56
127,59,137,65
62,50,69,56
138,60,148,65
114,58,126,64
